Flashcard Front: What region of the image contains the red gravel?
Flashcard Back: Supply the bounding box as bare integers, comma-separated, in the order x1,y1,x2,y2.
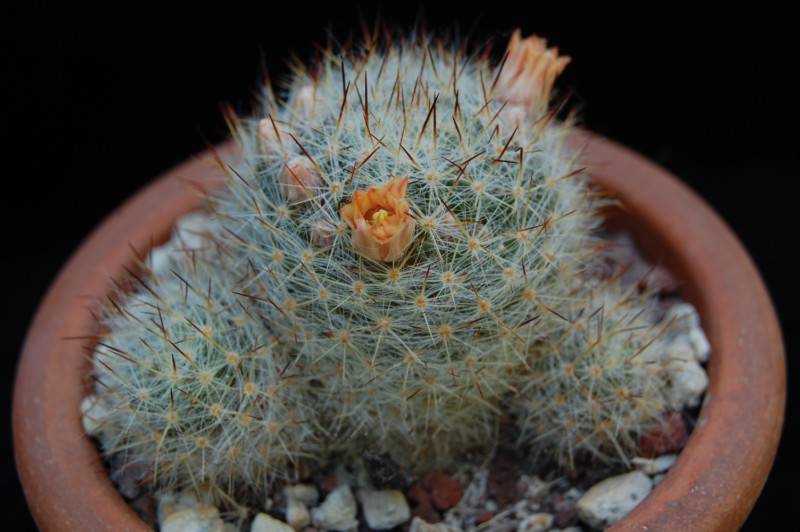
639,412,689,457
487,451,523,506
552,493,578,528
474,511,495,525
410,500,442,524
406,471,465,524
413,472,464,511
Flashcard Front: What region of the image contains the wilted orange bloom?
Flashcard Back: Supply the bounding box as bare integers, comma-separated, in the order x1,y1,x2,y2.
340,176,415,262
495,29,571,112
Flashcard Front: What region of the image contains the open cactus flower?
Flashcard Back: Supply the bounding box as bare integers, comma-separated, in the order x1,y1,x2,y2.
495,29,571,114
340,176,415,262
82,26,712,530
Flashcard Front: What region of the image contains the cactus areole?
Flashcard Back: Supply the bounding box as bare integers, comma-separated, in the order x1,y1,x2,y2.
14,29,783,531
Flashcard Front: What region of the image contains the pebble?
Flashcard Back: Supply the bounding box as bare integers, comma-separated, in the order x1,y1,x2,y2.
285,496,310,529
408,516,461,532
149,212,213,273
456,468,489,509
158,489,201,522
160,505,225,532
251,513,294,532
358,489,411,529
285,484,319,507
311,485,358,531
688,327,711,363
488,451,522,506
407,472,464,511
576,471,652,529
664,303,710,363
79,395,111,437
665,357,709,409
411,500,441,524
519,475,548,500
552,492,578,528
632,454,678,475
474,511,495,525
516,512,554,532
665,303,700,329
639,413,689,457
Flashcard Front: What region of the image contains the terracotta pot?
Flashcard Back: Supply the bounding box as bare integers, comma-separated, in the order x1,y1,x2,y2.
13,134,784,531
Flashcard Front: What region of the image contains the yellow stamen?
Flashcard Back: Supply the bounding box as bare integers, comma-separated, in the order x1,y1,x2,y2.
372,209,389,226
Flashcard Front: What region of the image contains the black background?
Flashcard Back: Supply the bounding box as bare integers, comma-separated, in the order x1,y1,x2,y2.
5,4,796,530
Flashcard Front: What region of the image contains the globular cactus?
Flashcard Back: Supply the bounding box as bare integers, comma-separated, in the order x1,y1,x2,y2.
516,282,673,469
217,29,605,469
86,230,323,502
86,27,680,504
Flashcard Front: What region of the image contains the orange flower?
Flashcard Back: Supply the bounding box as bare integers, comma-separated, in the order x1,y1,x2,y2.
340,176,415,262
495,29,571,112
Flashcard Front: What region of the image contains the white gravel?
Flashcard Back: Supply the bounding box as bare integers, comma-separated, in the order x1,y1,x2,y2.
284,496,310,530
148,211,214,274
284,484,319,507
311,485,358,531
79,395,111,437
161,505,225,532
633,454,678,475
576,471,653,529
409,517,461,531
358,489,411,530
251,513,294,532
516,512,554,532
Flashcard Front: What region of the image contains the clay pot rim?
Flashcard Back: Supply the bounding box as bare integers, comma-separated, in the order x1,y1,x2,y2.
13,132,784,531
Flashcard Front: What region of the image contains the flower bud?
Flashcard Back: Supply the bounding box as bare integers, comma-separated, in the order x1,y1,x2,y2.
280,157,322,203
310,219,341,248
293,85,318,117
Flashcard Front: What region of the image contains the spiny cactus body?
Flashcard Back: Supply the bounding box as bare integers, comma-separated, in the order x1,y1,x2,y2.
517,282,673,469
89,243,322,500
87,28,680,504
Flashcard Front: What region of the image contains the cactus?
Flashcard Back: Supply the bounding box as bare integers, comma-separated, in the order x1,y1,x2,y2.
516,281,673,469
86,28,679,504
88,234,323,502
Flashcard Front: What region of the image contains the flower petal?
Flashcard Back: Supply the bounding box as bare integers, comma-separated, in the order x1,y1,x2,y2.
351,218,384,261
381,218,416,262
